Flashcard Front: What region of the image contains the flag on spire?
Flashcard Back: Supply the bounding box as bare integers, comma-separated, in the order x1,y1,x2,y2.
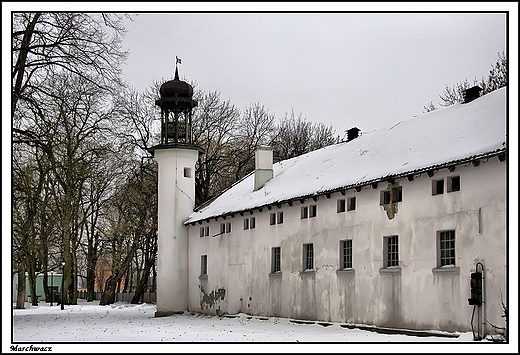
176,56,182,64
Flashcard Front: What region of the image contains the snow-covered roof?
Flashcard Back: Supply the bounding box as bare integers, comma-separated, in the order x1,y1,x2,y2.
186,87,506,225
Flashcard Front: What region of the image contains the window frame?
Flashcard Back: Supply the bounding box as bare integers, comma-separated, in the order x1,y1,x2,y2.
447,175,460,193
303,243,314,271
225,222,232,233
383,235,399,268
200,255,208,276
301,206,309,219
277,211,284,224
250,217,256,229
438,230,456,267
272,246,281,273
309,204,317,218
347,196,356,211
270,213,276,225
243,218,249,230
340,239,353,269
183,167,192,178
220,223,225,234
337,199,346,213
432,179,444,195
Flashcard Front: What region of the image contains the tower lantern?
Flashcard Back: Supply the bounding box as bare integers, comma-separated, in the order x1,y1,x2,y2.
155,63,197,145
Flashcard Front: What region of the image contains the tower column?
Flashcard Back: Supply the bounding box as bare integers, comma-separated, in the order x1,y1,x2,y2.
154,146,198,316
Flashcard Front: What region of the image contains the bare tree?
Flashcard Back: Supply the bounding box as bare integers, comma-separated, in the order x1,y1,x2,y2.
228,103,276,182
424,51,508,111
12,12,129,119
99,164,153,306
192,90,240,205
270,110,337,161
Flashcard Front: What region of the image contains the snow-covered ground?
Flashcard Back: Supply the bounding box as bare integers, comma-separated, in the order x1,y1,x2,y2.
6,299,513,353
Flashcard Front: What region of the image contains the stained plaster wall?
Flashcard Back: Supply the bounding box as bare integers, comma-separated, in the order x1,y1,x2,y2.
186,157,506,332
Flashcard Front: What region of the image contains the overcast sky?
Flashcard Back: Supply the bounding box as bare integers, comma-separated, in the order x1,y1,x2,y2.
119,7,511,136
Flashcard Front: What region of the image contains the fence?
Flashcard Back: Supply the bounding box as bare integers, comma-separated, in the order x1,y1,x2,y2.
77,291,156,304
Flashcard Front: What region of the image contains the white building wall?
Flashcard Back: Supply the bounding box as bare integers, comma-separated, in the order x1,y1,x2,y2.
187,157,506,332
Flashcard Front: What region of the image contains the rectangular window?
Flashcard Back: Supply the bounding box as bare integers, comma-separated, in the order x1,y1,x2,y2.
201,255,208,276
381,190,391,205
220,223,225,234
205,226,209,236
250,217,256,229
303,243,314,270
272,247,281,273
347,197,356,211
447,175,460,192
381,187,402,204
337,199,346,213
392,187,402,203
226,222,231,233
301,206,308,219
340,239,353,269
309,205,317,218
277,211,284,224
243,218,249,230
183,167,192,178
438,230,456,267
384,235,399,268
432,179,444,195
200,227,205,238
270,213,276,225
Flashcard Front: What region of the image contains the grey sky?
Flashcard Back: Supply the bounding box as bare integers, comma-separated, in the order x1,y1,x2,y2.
121,10,508,136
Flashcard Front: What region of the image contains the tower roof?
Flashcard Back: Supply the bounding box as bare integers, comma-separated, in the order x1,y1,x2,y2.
159,67,194,99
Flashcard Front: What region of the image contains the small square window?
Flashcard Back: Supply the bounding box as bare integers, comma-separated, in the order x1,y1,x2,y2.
447,176,460,192
201,255,208,276
384,235,399,268
347,197,356,211
303,243,314,270
432,179,444,195
226,222,231,233
183,167,192,178
438,230,456,267
243,218,249,230
277,211,284,224
309,205,317,218
337,199,346,213
301,206,309,219
272,247,281,273
340,239,353,269
270,213,276,225
250,217,256,229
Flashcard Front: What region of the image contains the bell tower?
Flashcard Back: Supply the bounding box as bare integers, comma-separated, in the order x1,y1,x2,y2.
149,59,202,317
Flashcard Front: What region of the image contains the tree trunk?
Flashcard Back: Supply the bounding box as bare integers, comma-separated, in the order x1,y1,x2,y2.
130,273,148,304
27,260,38,306
99,275,118,306
16,266,26,309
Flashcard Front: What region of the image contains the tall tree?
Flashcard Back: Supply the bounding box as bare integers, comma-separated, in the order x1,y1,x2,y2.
12,12,129,119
